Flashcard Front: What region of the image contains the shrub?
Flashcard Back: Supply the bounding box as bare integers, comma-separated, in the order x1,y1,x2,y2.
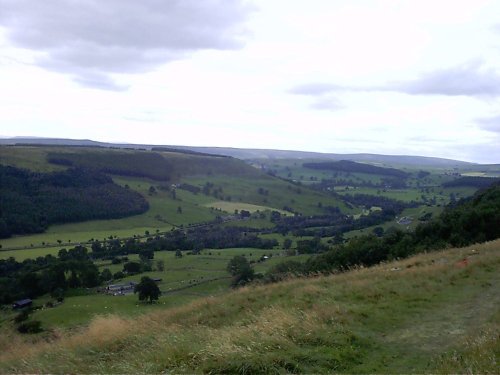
17,320,43,334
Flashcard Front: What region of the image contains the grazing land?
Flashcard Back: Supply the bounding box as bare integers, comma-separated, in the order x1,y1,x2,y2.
0,240,497,373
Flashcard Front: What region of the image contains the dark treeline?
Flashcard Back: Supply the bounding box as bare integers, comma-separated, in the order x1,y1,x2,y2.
303,160,410,178
442,176,500,189
273,192,417,239
311,176,407,189
0,165,148,238
47,151,174,181
342,193,417,212
0,246,100,304
266,183,500,281
273,206,401,238
90,226,279,260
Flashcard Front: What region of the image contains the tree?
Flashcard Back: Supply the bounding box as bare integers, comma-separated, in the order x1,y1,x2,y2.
139,249,154,262
156,259,165,271
227,255,255,287
123,261,141,274
100,268,113,282
175,249,183,258
134,276,161,303
283,238,293,250
372,226,385,237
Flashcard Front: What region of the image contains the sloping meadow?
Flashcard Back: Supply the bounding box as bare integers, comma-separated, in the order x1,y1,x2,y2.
1,240,498,373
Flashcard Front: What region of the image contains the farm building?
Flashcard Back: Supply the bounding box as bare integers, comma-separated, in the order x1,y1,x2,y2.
105,281,137,296
12,298,33,309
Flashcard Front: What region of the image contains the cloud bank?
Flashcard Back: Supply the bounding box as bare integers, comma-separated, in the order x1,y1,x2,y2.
389,62,500,97
476,115,500,134
291,61,500,107
0,0,253,90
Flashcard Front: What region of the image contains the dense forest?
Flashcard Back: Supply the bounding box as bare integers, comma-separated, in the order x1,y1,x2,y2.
47,151,174,181
0,166,148,238
303,160,410,178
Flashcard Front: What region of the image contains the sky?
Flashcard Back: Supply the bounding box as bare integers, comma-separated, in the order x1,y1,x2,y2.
0,0,499,163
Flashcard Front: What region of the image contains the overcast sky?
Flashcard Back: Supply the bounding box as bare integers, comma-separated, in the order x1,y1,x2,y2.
1,0,499,163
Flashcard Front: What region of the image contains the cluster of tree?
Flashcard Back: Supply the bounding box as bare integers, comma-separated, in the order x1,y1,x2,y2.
47,150,174,181
303,160,410,178
88,226,279,260
341,194,417,213
0,166,149,238
296,237,329,254
272,210,397,238
227,255,255,287
178,183,201,194
442,176,499,189
0,246,100,304
416,170,431,179
266,182,500,281
313,178,380,188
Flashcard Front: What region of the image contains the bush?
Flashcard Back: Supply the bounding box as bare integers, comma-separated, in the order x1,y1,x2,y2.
14,309,30,323
17,320,43,334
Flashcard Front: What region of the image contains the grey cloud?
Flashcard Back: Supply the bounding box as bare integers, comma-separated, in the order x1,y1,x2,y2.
289,83,346,96
476,115,500,133
310,96,344,111
291,61,500,99
388,62,500,96
0,0,253,89
407,135,456,143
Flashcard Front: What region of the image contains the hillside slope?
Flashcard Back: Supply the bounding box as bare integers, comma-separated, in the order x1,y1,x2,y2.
1,240,498,373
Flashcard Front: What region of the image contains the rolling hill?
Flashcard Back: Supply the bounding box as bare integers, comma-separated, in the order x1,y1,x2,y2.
0,136,478,167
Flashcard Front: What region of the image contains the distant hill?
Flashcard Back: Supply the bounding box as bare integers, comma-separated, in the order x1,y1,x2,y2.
0,137,477,167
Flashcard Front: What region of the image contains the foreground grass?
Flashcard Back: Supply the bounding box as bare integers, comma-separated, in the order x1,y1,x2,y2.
0,240,498,373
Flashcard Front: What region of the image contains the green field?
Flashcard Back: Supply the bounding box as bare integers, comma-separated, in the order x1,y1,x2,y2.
3,248,309,330
204,201,290,215
184,175,352,215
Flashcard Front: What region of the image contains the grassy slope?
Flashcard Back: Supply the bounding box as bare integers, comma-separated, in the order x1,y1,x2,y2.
1,240,498,373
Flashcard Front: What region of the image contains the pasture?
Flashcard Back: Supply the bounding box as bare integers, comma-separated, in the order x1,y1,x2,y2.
184,175,352,215
204,201,290,215
17,248,310,329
